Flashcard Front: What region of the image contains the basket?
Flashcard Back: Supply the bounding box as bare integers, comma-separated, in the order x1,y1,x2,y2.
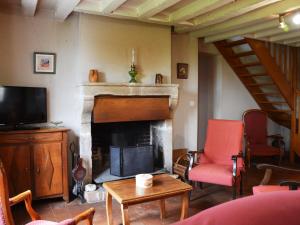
173,153,190,180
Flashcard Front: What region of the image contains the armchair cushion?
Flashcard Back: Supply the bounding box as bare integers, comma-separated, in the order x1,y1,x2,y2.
204,120,244,166
250,145,281,156
189,163,235,186
172,191,300,225
253,185,290,195
27,219,75,225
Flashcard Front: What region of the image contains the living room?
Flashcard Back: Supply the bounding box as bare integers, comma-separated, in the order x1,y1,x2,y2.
0,1,300,225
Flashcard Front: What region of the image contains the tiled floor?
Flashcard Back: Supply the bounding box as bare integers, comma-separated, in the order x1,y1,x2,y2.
11,166,275,225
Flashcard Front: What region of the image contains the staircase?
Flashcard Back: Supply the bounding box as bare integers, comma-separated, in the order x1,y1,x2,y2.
214,38,297,128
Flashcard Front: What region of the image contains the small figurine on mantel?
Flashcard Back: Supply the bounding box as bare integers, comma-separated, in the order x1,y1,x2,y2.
129,48,138,83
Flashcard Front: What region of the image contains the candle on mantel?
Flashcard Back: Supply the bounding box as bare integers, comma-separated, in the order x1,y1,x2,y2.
131,48,135,65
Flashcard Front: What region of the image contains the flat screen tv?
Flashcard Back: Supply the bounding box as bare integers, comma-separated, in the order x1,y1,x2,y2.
0,86,47,126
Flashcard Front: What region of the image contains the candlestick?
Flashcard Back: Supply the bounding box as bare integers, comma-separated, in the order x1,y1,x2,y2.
131,48,135,65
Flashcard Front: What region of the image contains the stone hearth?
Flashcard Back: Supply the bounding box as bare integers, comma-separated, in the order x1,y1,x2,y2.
79,83,179,182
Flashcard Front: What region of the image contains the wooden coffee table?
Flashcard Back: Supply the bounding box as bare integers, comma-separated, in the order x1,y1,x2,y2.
103,174,192,225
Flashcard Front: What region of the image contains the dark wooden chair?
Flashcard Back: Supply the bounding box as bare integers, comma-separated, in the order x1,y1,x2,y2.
0,159,95,225
243,109,284,167
253,163,300,194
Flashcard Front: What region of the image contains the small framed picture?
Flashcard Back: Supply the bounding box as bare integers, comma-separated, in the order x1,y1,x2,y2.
177,63,188,79
33,52,56,74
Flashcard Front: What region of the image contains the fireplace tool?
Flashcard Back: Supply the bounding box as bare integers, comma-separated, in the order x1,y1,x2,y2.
72,150,87,203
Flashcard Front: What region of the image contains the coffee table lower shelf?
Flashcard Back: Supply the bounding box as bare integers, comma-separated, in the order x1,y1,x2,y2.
103,174,192,225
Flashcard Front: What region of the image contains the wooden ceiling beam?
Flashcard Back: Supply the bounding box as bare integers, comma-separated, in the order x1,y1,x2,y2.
284,38,300,45
169,0,232,23
55,0,81,20
190,0,300,38
100,0,127,14
204,19,277,43
270,31,300,42
21,0,38,16
137,0,181,18
255,14,300,38
176,0,279,33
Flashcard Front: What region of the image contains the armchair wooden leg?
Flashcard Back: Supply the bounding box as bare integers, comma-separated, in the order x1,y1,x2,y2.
232,183,237,200
239,174,243,196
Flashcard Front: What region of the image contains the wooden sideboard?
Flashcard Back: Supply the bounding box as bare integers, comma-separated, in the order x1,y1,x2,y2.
0,128,69,201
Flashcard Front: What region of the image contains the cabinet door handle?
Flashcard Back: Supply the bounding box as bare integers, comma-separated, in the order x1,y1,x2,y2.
36,168,40,174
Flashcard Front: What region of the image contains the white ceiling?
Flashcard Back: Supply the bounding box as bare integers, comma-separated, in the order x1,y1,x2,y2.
1,0,300,47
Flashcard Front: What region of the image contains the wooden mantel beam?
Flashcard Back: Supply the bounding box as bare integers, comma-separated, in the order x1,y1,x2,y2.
137,0,181,18
21,0,38,16
55,0,81,20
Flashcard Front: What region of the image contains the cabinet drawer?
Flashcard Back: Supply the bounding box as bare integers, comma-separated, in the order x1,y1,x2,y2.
0,132,62,144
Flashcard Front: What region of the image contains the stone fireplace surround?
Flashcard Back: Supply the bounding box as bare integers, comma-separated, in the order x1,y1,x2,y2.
79,83,179,182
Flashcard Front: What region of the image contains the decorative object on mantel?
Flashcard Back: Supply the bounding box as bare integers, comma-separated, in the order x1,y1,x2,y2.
129,48,138,83
177,63,189,79
33,52,56,74
89,69,99,82
72,158,87,203
155,73,163,84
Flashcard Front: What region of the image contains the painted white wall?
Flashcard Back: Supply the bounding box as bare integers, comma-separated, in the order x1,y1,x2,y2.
0,10,80,141
171,34,198,151
0,11,172,143
171,36,283,151
78,14,171,84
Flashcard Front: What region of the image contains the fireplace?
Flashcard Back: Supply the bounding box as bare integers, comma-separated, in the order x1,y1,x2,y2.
91,120,164,181
79,83,179,182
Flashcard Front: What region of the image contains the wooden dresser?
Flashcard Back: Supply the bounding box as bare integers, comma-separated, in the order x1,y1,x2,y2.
0,128,69,201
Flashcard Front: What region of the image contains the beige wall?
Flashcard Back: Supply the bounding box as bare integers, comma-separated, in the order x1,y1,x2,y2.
171,34,199,151
0,11,80,138
0,11,172,140
171,36,282,151
78,14,171,84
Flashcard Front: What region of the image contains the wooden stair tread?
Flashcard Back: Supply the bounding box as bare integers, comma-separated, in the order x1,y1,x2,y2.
222,39,247,47
247,83,274,87
233,62,261,68
239,73,267,77
264,109,291,113
258,101,287,104
234,51,255,57
253,92,281,96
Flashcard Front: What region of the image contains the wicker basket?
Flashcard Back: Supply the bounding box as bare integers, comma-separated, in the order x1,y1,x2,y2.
173,153,190,180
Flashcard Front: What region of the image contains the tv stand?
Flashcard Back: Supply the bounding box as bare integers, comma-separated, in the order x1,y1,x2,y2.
0,128,69,201
0,125,42,131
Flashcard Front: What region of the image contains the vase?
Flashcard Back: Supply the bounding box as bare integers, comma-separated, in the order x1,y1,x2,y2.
89,69,98,82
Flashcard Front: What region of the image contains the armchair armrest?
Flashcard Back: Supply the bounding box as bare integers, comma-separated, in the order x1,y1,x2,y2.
232,154,243,177
267,134,283,139
9,190,40,220
74,208,95,225
187,149,204,171
280,181,300,190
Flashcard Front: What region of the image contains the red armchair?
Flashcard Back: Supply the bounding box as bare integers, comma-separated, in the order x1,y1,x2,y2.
188,119,244,199
243,109,284,167
172,191,300,225
252,164,300,195
0,160,95,225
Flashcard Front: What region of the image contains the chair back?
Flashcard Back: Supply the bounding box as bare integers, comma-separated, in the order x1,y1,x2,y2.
0,160,14,225
243,109,268,146
204,119,243,165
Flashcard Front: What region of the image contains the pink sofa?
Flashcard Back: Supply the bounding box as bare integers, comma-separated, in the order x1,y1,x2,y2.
172,191,300,225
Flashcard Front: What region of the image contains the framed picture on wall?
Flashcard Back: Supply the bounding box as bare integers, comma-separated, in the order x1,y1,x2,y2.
177,63,188,79
33,52,56,74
